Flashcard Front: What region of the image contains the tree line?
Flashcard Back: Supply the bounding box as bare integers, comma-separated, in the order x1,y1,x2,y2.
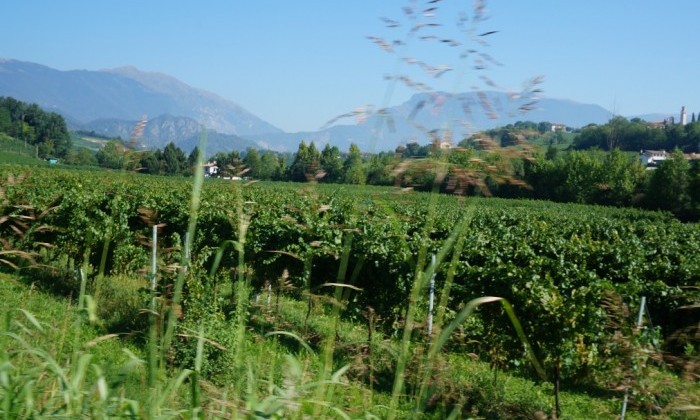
272,139,699,221
0,97,72,158
82,135,700,221
518,149,699,221
573,116,700,152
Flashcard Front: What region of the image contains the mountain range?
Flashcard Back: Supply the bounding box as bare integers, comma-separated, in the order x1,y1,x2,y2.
0,58,672,154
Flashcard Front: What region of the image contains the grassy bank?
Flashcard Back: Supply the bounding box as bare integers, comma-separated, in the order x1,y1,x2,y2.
2,271,698,418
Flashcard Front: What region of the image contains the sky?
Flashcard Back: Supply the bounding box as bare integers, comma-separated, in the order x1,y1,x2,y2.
1,1,699,133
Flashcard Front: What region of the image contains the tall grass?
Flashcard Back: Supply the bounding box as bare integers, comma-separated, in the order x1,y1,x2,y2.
0,134,43,166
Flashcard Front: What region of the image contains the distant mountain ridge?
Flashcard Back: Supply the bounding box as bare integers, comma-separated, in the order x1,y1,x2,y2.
0,59,280,151
80,114,257,153
0,58,674,154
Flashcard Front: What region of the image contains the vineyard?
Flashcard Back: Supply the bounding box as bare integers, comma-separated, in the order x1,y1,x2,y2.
1,165,698,418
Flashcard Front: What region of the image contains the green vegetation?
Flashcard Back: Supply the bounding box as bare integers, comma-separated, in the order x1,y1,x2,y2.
0,273,144,417
0,96,72,158
194,118,699,221
0,132,45,165
1,164,698,418
70,132,111,152
573,116,700,152
475,120,576,150
7,271,678,418
522,148,700,221
3,0,697,412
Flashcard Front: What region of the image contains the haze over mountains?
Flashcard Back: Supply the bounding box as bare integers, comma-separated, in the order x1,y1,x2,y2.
0,59,670,154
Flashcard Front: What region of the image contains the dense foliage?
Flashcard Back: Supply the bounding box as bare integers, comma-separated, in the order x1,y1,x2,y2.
0,97,72,158
209,134,700,221
573,116,700,152
1,166,697,388
520,149,700,221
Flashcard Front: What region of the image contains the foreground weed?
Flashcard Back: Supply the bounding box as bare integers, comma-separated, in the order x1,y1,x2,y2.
0,297,142,417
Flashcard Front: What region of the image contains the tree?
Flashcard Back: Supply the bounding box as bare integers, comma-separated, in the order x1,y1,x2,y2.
37,139,55,158
96,140,128,169
366,153,398,185
557,151,605,203
664,124,688,151
320,144,343,183
308,142,321,172
244,148,261,178
402,142,429,158
595,149,646,206
537,121,551,133
645,149,692,217
685,122,700,153
186,146,202,176
287,141,309,182
212,150,243,178
0,106,11,133
605,116,629,151
287,141,320,182
343,143,366,184
258,150,282,180
524,150,606,203
0,97,71,158
571,117,691,152
64,148,98,166
545,144,559,160
42,113,71,157
162,142,187,175
277,154,289,180
689,161,700,220
139,150,163,174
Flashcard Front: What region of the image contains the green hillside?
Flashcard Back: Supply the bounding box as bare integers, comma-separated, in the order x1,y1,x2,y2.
0,133,45,165
70,132,110,151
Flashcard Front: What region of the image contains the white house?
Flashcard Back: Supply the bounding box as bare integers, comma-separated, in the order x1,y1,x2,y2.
550,123,567,132
640,150,669,169
203,161,219,177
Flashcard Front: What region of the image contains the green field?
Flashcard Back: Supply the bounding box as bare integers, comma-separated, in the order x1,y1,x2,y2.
70,132,110,151
0,133,45,165
1,165,698,418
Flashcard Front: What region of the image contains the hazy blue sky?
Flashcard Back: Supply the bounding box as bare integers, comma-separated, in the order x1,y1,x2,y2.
2,1,698,132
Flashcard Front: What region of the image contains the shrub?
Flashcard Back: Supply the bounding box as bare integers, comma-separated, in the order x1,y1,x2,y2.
93,274,149,335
